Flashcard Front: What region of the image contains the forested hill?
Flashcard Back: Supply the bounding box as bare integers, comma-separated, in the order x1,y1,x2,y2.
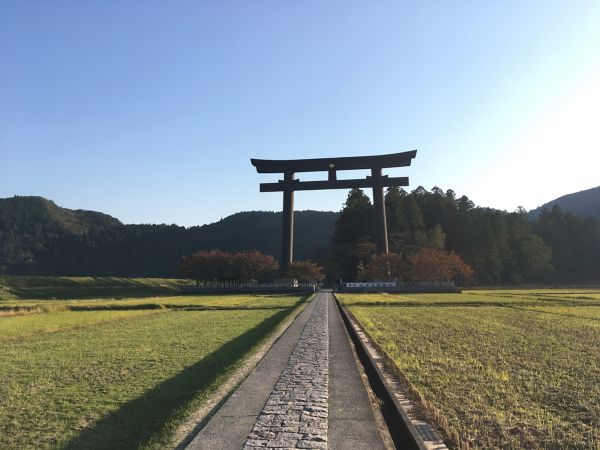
528,186,600,220
0,196,338,276
3,191,599,283
327,186,600,284
0,196,123,232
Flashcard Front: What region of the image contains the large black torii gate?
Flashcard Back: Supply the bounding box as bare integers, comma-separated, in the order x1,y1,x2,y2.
251,150,417,272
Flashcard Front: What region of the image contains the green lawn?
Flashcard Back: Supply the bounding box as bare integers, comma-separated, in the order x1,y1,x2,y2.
339,290,600,449
0,290,308,449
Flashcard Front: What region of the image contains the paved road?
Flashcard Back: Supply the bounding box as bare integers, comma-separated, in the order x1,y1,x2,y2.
186,291,386,450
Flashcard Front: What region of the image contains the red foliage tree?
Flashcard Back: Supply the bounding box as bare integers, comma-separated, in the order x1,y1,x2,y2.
358,253,407,281
233,250,279,282
284,260,325,282
408,248,474,283
180,249,279,283
180,249,229,284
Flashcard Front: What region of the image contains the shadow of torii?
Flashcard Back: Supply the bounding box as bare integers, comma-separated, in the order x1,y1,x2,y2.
65,308,291,450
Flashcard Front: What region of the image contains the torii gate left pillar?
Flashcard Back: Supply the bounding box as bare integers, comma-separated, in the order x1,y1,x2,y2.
281,172,295,268
251,150,417,272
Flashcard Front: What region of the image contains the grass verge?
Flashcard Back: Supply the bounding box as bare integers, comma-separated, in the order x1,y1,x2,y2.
339,290,600,449
0,294,307,449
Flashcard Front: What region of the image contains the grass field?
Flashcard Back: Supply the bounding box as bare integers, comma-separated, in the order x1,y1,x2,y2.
0,275,188,300
339,290,600,449
0,293,305,315
0,276,309,449
339,290,600,307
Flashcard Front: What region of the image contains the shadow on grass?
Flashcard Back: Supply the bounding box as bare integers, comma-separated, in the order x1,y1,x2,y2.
64,307,292,450
8,285,180,300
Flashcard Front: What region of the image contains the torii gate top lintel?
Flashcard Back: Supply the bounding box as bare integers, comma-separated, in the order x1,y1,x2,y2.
250,150,417,174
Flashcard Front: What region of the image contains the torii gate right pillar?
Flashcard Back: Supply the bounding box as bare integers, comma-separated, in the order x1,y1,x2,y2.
371,167,389,254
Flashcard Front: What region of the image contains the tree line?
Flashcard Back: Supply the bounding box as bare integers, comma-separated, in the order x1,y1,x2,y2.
1,193,599,284
327,186,600,284
180,250,324,284
0,197,335,276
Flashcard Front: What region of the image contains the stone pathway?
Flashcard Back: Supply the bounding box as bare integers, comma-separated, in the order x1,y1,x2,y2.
185,293,385,450
243,295,329,449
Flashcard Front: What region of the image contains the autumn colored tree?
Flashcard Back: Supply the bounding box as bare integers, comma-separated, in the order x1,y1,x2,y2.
358,252,407,281
233,250,279,282
284,260,325,282
408,248,474,283
180,249,230,284
180,249,279,282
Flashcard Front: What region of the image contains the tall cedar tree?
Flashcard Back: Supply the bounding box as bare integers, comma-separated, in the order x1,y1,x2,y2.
332,186,557,284
330,189,375,281
534,205,600,282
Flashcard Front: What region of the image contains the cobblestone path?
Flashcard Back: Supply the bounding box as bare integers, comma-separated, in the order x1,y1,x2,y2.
243,295,329,449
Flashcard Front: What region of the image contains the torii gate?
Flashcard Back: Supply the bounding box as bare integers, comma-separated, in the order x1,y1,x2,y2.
251,150,417,272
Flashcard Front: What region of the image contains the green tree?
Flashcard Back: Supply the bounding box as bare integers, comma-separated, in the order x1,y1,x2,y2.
403,196,428,252
331,189,375,280
385,187,409,253
332,188,373,244
534,205,600,282
426,224,446,250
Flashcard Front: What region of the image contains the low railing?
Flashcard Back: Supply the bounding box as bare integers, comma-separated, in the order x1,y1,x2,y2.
342,280,455,288
181,281,320,293
338,280,459,293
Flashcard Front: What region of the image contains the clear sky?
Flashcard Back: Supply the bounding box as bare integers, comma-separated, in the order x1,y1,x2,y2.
2,1,599,226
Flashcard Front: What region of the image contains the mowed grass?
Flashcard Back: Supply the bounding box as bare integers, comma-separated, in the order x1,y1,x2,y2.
0,294,304,314
340,289,600,307
0,275,188,300
339,290,600,449
0,292,308,449
0,309,161,339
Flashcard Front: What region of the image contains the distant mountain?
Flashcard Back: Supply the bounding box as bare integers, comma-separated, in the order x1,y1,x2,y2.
0,196,123,274
0,196,338,276
528,186,600,220
0,196,122,232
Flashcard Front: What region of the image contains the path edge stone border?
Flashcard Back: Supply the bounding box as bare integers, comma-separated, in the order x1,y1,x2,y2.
333,293,449,450
171,293,316,449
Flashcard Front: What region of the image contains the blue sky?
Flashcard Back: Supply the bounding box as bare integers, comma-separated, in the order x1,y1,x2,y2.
2,1,599,226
